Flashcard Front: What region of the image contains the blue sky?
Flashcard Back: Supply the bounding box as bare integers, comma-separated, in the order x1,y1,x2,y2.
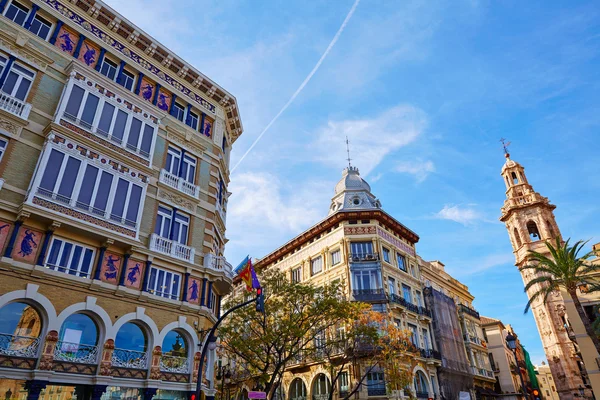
106,0,600,364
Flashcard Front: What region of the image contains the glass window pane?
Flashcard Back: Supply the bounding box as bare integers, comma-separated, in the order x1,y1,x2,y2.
148,268,157,292
77,165,99,207
5,2,29,25
140,125,153,156
126,118,142,150
97,103,115,136
172,275,180,300
59,314,98,346
65,86,85,118
40,149,65,191
112,110,128,142
80,249,93,276
69,246,82,276
187,165,196,183
100,60,117,80
93,171,113,212
125,184,142,224
154,214,163,235
14,78,31,101
57,157,81,199
58,242,73,272
46,239,62,266
2,72,18,95
80,94,99,126
115,322,146,352
110,178,129,219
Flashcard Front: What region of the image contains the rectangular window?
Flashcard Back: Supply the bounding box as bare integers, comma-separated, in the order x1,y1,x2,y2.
407,323,419,347
181,154,197,184
387,277,395,295
147,266,181,300
4,1,29,26
153,205,189,245
422,328,430,350
291,267,301,283
350,241,373,259
99,58,118,81
28,14,52,40
188,111,199,130
410,264,418,277
154,205,172,238
339,371,349,393
352,269,381,291
121,70,135,91
36,148,144,229
61,84,156,160
382,247,390,263
397,253,407,272
402,284,412,303
415,291,423,307
330,249,341,265
311,256,323,276
0,138,8,162
366,369,385,392
45,237,95,278
1,62,35,101
172,103,185,121
165,146,182,175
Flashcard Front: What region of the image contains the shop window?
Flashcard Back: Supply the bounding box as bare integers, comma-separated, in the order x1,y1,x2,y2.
0,302,42,347
113,322,148,369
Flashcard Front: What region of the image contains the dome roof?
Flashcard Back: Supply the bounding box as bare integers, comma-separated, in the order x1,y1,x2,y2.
501,154,522,173
334,166,371,194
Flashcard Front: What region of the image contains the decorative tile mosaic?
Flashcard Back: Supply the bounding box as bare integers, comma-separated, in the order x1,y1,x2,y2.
42,0,217,114
186,277,201,304
376,226,416,256
55,24,77,56
100,251,122,284
32,197,137,238
12,227,44,263
157,88,171,112
124,258,144,289
139,76,156,103
78,39,100,69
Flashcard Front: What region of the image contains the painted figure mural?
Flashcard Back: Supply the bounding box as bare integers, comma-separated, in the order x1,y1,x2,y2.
142,84,154,101
82,44,96,66
18,230,37,258
203,121,212,137
104,255,120,281
59,32,75,53
189,280,199,302
127,263,141,285
157,92,169,111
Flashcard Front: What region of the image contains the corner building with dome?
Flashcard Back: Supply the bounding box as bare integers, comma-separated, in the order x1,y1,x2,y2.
238,166,500,400
0,1,243,400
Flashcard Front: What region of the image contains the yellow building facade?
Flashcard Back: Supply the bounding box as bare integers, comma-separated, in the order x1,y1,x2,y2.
535,363,559,400
0,1,242,400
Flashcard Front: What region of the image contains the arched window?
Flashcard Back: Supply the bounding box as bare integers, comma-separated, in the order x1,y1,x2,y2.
0,302,42,357
527,221,540,241
56,314,99,364
546,220,555,238
289,378,307,400
505,175,510,187
312,374,331,399
273,385,285,400
513,228,522,247
511,172,519,185
112,322,148,369
414,371,429,396
160,330,188,373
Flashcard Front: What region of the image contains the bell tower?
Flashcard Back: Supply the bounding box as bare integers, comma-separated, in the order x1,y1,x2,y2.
499,146,585,399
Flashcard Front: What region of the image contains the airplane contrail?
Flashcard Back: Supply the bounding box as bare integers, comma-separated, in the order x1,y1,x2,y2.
231,0,361,173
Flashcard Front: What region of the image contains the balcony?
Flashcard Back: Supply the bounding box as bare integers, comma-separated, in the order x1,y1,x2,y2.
159,169,200,199
390,295,431,317
416,392,429,399
112,348,148,369
0,92,31,120
472,366,495,379
149,233,195,263
0,333,40,358
160,354,189,373
350,253,380,262
203,253,234,278
459,304,480,319
464,334,485,347
419,348,441,360
353,288,387,302
367,387,386,397
54,340,98,364
215,201,227,224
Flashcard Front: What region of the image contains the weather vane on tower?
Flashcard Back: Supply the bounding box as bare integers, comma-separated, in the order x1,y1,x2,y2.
500,138,511,158
346,136,352,168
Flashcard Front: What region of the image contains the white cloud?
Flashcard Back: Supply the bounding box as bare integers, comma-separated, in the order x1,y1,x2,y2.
395,160,435,182
313,105,428,176
435,205,483,225
456,253,516,276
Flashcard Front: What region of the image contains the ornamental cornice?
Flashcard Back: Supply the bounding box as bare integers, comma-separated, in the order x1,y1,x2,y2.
0,22,55,72
156,188,195,214
164,124,207,158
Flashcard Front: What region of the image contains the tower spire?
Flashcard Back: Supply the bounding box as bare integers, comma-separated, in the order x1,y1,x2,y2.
500,137,511,158
345,136,352,168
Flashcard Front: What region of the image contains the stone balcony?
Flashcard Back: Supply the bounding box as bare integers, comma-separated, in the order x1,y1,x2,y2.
0,92,31,120
149,233,195,263
203,253,234,278
159,169,200,199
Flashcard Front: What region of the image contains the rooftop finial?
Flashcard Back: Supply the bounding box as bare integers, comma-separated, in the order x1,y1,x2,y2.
500,137,511,159
346,136,352,168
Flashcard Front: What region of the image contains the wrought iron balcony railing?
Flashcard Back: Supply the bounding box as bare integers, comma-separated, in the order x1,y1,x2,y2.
54,340,98,364
367,387,386,397
111,348,148,369
458,304,480,319
160,354,189,373
350,253,380,262
0,333,40,358
419,348,441,360
352,288,387,302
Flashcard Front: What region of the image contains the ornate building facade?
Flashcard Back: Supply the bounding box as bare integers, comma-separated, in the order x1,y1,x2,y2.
499,152,596,398
0,0,242,399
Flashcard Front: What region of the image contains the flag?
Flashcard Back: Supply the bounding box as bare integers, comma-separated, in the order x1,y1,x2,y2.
236,256,261,291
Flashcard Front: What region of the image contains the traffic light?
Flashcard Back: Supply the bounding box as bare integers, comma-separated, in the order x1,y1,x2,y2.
532,389,540,400
256,288,265,313
190,394,196,400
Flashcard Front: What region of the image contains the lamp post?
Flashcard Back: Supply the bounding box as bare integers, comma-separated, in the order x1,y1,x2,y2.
217,364,232,400
506,333,527,399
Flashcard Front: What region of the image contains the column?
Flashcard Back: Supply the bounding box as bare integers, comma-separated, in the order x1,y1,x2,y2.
0,55,16,90
116,60,126,85
152,83,161,105
48,20,64,45
24,380,48,400
142,260,152,291
200,278,207,306
35,229,54,266
169,94,178,116
134,72,144,95
72,34,86,59
3,220,22,258
23,4,40,30
185,104,192,126
93,246,107,280
206,281,213,308
118,253,132,286
182,272,190,301
95,48,106,72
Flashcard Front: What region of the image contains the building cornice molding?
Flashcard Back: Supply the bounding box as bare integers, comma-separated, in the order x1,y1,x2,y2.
0,22,55,72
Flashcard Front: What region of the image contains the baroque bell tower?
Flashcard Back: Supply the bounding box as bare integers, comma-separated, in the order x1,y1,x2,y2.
499,145,585,399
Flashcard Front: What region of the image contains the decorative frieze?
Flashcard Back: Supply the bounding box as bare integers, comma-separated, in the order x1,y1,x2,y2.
157,189,195,213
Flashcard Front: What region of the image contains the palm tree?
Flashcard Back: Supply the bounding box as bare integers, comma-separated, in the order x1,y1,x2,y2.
521,238,600,355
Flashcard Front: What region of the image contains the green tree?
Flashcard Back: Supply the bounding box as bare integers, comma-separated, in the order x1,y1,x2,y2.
219,269,367,400
521,238,600,355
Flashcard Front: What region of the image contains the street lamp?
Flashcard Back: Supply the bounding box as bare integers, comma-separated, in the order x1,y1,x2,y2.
217,364,232,400
506,333,527,399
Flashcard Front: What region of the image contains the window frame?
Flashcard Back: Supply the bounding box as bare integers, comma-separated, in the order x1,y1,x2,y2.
330,249,341,266
153,205,190,245
121,69,135,91
310,256,323,276
382,247,390,263
147,266,181,300
396,252,407,272
99,57,118,81
28,13,53,40
44,236,96,278
0,59,35,101
172,102,185,122
291,267,302,283
0,137,8,163
402,284,412,303
3,0,29,27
